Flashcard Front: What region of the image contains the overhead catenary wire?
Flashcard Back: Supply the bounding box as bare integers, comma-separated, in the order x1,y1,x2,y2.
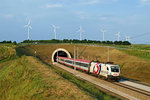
129,32,150,44
130,32,150,39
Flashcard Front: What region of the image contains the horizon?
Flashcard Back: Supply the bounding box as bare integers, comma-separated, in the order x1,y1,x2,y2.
1,0,150,44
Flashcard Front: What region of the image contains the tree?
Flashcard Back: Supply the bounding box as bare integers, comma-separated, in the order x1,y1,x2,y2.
13,41,17,45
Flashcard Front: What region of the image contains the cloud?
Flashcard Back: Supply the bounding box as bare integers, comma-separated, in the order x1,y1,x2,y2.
80,0,118,5
75,11,89,19
82,0,100,5
42,4,63,8
0,14,14,19
98,15,126,24
140,0,150,5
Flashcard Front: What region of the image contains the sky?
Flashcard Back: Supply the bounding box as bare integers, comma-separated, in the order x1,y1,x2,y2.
0,0,150,44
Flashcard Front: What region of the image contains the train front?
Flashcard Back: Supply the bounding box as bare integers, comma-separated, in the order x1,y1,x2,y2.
107,64,120,81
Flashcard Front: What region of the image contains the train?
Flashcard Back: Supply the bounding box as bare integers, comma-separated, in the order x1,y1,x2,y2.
56,56,120,81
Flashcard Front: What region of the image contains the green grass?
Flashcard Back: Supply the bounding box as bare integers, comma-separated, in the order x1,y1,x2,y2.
120,49,150,60
0,56,47,100
0,44,16,61
131,44,150,50
15,46,121,100
0,45,121,100
0,45,48,100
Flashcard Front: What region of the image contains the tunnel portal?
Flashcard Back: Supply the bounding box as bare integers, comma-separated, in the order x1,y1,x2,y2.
52,48,72,63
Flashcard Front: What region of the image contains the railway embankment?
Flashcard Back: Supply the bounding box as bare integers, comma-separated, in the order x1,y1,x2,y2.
15,44,150,99
0,45,120,100
19,44,150,84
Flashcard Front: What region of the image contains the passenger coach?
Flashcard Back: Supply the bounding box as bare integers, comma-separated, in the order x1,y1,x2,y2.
57,56,120,80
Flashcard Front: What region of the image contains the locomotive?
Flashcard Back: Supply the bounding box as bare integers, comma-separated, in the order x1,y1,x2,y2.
57,56,120,80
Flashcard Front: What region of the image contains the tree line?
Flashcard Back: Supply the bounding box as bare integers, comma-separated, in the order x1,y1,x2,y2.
0,40,17,45
22,39,131,45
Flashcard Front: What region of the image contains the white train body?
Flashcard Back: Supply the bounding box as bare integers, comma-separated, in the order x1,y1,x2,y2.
90,62,120,80
57,56,120,80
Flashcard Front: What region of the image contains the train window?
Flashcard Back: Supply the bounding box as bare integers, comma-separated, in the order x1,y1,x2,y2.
111,66,119,72
75,61,89,67
60,58,64,62
65,60,73,64
75,62,80,66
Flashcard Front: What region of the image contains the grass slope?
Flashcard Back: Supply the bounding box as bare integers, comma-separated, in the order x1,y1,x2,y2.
120,49,150,60
0,56,97,100
0,44,16,61
0,56,47,100
19,44,150,84
0,45,120,100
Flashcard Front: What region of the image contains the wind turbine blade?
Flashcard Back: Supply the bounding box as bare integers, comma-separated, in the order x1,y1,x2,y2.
24,25,28,27
29,26,32,29
28,19,31,25
51,24,55,28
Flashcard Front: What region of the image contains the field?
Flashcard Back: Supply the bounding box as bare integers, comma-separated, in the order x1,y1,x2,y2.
0,44,16,61
0,44,120,100
131,44,150,50
18,44,150,84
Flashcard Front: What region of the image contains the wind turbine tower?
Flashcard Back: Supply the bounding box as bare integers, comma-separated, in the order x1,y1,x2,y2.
52,24,59,39
101,29,106,41
77,26,84,41
115,32,120,41
125,35,130,41
24,19,32,40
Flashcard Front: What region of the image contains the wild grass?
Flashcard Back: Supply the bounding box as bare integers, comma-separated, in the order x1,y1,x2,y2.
0,46,47,100
0,55,97,100
0,45,121,100
16,46,120,100
131,44,150,50
0,56,47,100
120,49,150,60
0,44,16,61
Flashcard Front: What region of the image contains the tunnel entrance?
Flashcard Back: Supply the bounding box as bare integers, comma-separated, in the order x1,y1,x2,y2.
53,51,68,62
52,48,72,63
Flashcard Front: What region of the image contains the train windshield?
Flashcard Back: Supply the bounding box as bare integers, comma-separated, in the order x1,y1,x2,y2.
111,66,119,72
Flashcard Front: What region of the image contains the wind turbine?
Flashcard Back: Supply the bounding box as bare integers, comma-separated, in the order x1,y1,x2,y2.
24,19,32,40
77,26,84,41
101,29,106,41
52,24,59,39
115,32,120,41
125,35,130,41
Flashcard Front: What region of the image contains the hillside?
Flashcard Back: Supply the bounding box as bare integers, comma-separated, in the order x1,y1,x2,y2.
0,45,119,100
0,56,96,100
19,44,150,84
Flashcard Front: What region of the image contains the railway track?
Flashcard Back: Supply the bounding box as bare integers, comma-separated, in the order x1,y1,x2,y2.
83,69,150,97
92,74,150,97
112,81,150,97
54,63,150,100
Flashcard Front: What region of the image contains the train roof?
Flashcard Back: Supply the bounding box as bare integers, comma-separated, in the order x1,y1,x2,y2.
57,56,91,63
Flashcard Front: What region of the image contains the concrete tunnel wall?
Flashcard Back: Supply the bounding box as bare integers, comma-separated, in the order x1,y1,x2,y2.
52,48,72,63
